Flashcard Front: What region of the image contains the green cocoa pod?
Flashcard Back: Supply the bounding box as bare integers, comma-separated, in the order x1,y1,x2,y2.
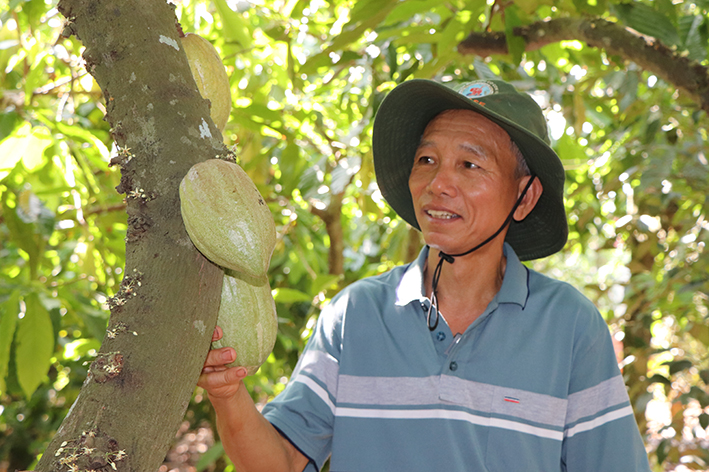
212,270,278,375
181,33,231,132
179,159,276,279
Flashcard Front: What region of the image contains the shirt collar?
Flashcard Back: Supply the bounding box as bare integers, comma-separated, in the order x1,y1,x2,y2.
395,243,529,309
395,245,429,307
498,243,529,307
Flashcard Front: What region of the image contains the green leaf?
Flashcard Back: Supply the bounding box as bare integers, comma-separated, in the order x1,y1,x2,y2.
384,0,442,26
0,110,21,141
0,290,20,395
647,374,671,386
700,369,709,386
642,119,662,145
300,0,398,75
24,50,49,102
63,338,101,361
656,0,677,25
504,5,526,66
656,438,671,464
330,156,361,195
196,442,225,471
613,3,681,47
311,274,342,296
272,288,313,304
212,0,252,48
689,322,709,346
555,134,587,164
664,358,693,375
0,122,53,173
15,292,55,398
286,0,309,19
514,0,553,15
571,0,606,15
687,386,709,408
349,0,395,25
2,192,43,277
678,14,708,61
699,413,709,430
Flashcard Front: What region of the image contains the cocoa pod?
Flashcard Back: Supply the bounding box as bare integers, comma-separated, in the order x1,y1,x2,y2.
179,159,276,279
181,33,231,132
212,270,278,375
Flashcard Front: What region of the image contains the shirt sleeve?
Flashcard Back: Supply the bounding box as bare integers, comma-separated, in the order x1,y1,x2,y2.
561,305,651,472
261,290,349,471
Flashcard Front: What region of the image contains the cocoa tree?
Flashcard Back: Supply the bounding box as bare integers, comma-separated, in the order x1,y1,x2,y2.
34,0,226,469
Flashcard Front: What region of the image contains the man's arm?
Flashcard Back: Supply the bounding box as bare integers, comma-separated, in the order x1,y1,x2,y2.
561,309,651,472
198,327,310,472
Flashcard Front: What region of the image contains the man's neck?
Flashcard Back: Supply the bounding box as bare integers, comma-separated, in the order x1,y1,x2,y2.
423,244,507,334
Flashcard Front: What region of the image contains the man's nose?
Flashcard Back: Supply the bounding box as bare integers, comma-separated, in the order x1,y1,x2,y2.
428,166,457,197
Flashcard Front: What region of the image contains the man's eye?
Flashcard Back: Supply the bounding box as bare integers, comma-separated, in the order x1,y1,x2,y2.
416,155,433,164
464,161,478,169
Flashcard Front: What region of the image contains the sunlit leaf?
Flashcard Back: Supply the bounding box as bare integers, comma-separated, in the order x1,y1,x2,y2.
504,4,525,66
15,292,55,399
212,0,252,48
0,122,53,173
0,290,20,395
613,3,681,47
195,441,225,471
273,287,313,304
678,14,708,61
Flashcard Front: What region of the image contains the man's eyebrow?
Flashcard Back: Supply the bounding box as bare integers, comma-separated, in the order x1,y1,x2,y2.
416,139,436,149
415,140,489,160
459,142,488,159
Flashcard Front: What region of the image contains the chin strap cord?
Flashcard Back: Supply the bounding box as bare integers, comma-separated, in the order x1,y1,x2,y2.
426,175,537,331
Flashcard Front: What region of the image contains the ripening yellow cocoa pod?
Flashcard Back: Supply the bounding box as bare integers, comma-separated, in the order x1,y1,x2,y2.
181,33,231,132
211,270,278,375
179,159,276,279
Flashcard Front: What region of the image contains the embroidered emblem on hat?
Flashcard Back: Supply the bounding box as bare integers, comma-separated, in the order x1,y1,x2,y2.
460,81,498,99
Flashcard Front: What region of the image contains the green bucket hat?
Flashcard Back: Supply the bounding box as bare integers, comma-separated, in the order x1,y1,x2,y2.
372,79,568,261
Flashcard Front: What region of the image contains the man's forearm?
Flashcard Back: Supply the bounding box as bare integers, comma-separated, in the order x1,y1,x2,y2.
211,385,307,472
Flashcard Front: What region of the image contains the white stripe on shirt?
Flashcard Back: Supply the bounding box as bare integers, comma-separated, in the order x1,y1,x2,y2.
565,405,634,438
336,406,564,441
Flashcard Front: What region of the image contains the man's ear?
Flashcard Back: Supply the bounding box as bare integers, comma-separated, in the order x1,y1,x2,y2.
513,175,543,222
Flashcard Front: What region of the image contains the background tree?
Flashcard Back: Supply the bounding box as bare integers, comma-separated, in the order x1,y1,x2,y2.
0,0,707,471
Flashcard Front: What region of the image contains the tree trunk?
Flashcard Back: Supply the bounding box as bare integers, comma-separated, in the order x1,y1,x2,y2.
311,192,344,276
36,0,228,470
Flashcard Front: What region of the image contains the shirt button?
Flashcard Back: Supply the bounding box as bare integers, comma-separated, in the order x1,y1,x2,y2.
449,361,458,371
436,331,446,341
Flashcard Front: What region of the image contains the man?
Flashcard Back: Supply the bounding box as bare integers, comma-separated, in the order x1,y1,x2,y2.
198,79,651,471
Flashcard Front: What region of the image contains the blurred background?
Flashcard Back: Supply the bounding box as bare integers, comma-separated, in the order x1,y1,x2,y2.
0,0,707,470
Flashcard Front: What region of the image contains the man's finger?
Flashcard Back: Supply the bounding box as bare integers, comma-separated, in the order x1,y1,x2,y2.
198,365,247,391
204,346,236,368
211,325,223,342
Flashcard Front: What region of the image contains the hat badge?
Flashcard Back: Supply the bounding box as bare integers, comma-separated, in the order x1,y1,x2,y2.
460,81,498,99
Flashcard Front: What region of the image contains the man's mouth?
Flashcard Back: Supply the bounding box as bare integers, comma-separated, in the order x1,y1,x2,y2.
426,209,460,220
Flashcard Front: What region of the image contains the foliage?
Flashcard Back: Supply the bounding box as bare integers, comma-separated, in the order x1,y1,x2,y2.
1,0,707,471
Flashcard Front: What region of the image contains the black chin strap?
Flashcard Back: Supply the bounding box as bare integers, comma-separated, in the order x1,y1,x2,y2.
426,174,537,331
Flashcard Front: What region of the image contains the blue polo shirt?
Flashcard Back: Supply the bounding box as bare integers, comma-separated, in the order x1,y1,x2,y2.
262,244,650,471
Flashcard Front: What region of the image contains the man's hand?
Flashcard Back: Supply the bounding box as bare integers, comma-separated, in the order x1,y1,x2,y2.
198,326,249,400
198,328,310,472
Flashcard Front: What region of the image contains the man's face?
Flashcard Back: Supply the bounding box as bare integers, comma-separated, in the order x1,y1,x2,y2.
408,109,524,255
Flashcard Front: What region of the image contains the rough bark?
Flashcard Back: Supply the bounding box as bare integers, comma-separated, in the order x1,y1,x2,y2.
36,0,228,470
458,17,709,113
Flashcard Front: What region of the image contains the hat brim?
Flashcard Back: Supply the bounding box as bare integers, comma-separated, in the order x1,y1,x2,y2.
372,79,568,261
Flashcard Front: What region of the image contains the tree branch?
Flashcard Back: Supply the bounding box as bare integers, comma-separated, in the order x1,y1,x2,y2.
457,17,709,113
311,191,345,276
